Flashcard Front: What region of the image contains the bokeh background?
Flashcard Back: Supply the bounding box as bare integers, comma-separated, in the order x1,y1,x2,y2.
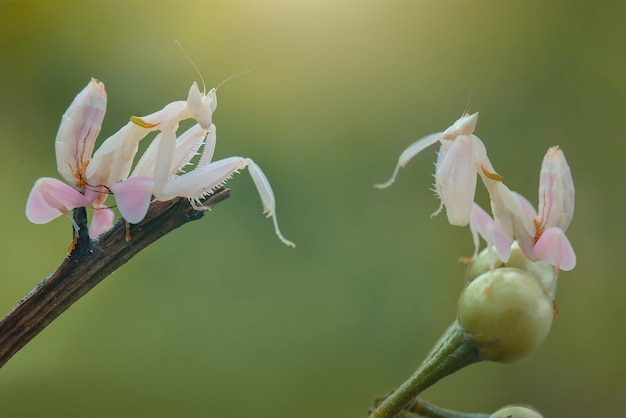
1,1,624,417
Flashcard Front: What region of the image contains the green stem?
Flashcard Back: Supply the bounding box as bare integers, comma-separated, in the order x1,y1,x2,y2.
408,398,489,418
369,321,482,418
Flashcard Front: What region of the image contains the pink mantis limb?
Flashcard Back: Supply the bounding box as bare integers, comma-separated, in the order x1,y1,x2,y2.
484,182,536,256
25,177,90,231
469,203,513,269
89,205,115,239
161,156,296,248
55,78,107,189
486,147,576,274
535,146,575,234
108,177,155,224
533,227,576,272
528,146,576,271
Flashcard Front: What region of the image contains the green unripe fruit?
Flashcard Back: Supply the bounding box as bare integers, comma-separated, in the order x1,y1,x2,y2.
458,267,553,362
469,242,555,294
489,405,544,418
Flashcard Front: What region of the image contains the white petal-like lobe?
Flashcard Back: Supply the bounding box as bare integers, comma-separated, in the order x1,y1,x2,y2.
469,203,513,263
435,135,475,226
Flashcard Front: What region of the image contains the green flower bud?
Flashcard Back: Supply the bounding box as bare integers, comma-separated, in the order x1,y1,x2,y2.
489,405,544,418
458,267,553,362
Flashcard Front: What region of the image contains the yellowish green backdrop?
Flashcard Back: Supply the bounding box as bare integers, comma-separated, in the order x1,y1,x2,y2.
1,1,624,417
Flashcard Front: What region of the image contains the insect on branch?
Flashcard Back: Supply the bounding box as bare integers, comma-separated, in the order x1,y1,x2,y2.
0,188,230,369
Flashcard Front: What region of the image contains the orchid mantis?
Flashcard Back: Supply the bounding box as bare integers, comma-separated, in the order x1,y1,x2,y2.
374,113,503,226
374,111,576,285
103,82,295,247
470,146,575,275
26,78,295,247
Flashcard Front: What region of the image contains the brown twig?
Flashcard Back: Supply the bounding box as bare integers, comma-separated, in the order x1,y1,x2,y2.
0,188,230,368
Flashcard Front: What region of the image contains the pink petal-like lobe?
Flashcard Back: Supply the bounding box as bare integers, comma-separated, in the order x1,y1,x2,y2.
89,206,115,239
470,203,513,262
109,177,154,224
533,226,576,271
26,177,89,224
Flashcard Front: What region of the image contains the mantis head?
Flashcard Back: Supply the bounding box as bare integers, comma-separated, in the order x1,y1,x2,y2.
442,112,479,140
186,82,217,130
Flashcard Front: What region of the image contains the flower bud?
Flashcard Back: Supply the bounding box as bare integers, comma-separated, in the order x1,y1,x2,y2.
458,267,553,362
489,405,544,418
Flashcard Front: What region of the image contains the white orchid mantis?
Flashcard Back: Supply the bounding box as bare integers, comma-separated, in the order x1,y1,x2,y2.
375,112,576,281
101,80,295,247
26,78,295,247
374,113,503,226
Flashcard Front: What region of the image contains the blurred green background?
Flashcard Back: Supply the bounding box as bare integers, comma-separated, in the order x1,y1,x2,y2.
1,1,624,417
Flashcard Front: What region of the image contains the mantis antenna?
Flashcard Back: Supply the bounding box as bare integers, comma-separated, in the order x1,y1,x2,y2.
175,40,250,94
175,40,207,94
215,70,252,92
462,89,473,116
